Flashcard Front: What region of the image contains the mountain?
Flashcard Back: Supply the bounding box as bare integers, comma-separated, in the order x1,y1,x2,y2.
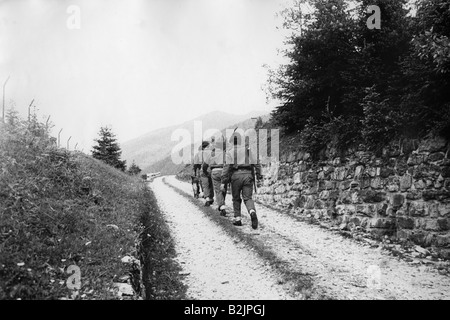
144,113,272,176
121,110,267,171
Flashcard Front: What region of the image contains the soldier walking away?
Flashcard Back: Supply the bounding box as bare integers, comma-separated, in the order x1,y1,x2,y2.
221,131,263,229
203,135,228,216
193,141,214,206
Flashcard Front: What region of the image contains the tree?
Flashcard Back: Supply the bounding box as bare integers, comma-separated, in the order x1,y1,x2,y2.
269,0,363,134
128,161,142,176
266,0,423,152
91,126,126,171
399,0,450,139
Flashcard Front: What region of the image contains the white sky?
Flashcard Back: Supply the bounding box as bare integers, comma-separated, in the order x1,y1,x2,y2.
0,0,292,152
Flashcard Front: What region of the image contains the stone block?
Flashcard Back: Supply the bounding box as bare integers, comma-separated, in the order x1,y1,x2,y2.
428,152,445,162
437,218,449,231
376,203,389,216
356,204,373,216
399,174,412,191
423,190,450,201
395,158,408,175
359,177,371,189
339,191,352,204
423,219,440,231
408,201,427,217
304,185,318,195
361,190,386,203
335,167,347,181
370,177,383,189
413,179,426,190
442,167,450,178
288,191,301,198
370,228,395,238
406,190,422,200
287,151,297,163
354,165,364,178
409,231,426,246
335,205,356,216
318,180,326,192
370,218,395,229
319,190,330,200
328,190,340,200
397,217,414,229
281,198,293,207
397,229,412,240
325,180,336,190
317,171,325,180
305,196,315,209
438,203,450,216
417,137,447,153
298,162,308,172
314,199,325,209
390,193,405,208
436,234,450,247
380,167,395,178
429,202,439,218
407,153,425,166
339,180,352,190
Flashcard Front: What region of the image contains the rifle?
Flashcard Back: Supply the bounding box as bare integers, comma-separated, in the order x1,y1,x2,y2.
252,165,257,193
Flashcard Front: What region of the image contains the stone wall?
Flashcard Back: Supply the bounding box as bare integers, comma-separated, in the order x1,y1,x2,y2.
255,137,450,253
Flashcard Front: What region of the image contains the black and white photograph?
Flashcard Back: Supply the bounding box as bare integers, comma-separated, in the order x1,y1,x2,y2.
1,0,449,306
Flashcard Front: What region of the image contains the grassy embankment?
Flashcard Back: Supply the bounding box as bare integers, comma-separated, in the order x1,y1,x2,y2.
0,111,186,299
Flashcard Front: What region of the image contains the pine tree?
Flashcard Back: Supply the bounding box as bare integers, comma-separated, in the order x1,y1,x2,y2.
91,126,126,171
127,161,142,176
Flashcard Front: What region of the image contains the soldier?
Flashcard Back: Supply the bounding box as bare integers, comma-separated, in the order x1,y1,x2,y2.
193,141,214,206
221,131,263,229
203,135,228,216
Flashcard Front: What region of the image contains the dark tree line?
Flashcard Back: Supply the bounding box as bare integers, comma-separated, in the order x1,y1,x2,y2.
267,0,450,155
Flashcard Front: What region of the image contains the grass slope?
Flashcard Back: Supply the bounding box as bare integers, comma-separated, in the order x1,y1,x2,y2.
0,113,186,300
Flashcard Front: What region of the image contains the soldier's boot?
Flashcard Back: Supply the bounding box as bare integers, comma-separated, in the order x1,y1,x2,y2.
233,217,242,226
249,209,258,229
219,205,227,216
204,198,214,207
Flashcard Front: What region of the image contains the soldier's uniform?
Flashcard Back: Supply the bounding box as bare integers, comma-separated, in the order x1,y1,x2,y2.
203,137,227,216
221,134,262,229
193,141,214,206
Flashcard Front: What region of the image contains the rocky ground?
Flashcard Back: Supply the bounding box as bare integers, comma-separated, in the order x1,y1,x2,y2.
149,176,450,300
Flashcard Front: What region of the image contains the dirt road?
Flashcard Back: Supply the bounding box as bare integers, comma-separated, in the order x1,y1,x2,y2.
150,176,450,300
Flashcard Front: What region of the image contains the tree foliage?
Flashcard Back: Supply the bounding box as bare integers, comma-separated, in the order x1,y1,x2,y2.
267,0,450,155
128,161,142,176
91,127,126,171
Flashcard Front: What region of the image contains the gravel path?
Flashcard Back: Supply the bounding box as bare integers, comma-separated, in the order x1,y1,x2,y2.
152,176,450,300
150,177,296,300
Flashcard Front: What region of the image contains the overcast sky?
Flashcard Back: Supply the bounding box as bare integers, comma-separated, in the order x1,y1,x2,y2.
0,0,292,152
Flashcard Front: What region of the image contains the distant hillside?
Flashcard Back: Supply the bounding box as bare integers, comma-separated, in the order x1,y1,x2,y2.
121,110,267,171
146,113,271,176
